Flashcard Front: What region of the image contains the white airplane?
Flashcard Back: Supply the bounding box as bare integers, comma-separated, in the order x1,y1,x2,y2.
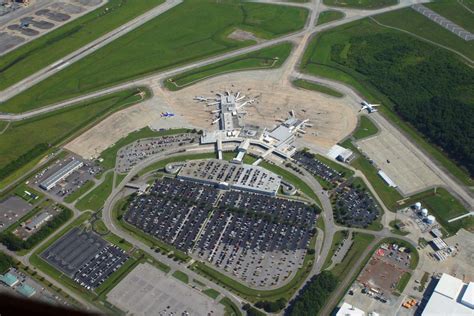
207,101,219,106
236,91,241,99
194,96,208,102
210,109,220,113
212,118,221,125
360,101,380,113
236,95,245,101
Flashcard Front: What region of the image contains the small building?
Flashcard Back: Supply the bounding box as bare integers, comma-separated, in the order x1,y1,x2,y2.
461,282,474,309
431,237,448,251
336,302,365,316
377,170,397,188
395,222,406,230
25,212,52,231
0,272,19,287
430,228,443,238
17,283,36,298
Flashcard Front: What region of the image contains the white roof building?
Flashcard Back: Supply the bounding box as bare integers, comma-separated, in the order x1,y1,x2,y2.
336,302,365,316
422,274,474,316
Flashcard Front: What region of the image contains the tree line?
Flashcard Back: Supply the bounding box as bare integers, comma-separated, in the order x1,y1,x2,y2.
331,32,474,177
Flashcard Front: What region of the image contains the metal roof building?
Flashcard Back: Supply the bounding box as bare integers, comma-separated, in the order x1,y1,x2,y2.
17,283,36,298
0,272,19,287
422,273,474,315
40,159,83,190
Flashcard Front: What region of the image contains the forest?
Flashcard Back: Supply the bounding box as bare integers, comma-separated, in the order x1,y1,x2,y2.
331,33,474,176
285,271,338,315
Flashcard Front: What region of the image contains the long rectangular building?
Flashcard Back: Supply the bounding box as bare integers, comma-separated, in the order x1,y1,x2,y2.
40,159,83,190
177,159,281,196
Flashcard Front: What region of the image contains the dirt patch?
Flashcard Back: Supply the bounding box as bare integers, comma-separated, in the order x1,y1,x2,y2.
228,28,263,43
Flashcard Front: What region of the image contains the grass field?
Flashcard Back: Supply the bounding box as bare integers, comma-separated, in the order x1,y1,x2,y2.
0,0,165,91
203,288,220,299
63,180,95,204
172,270,189,284
292,79,343,97
352,116,379,140
316,10,345,26
425,0,474,33
0,89,145,187
165,43,293,90
1,0,308,113
220,297,242,316
322,230,347,269
302,17,474,186
389,220,409,236
323,0,397,9
330,232,375,281
76,172,113,212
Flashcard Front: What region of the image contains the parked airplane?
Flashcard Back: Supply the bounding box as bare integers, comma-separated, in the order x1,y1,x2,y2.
194,96,208,102
360,101,380,113
161,112,175,117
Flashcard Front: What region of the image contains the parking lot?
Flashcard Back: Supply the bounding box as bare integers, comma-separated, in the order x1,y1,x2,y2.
107,263,224,316
32,156,101,200
333,181,380,228
116,133,198,173
41,227,128,290
0,196,33,232
125,178,218,252
293,151,343,183
125,176,317,288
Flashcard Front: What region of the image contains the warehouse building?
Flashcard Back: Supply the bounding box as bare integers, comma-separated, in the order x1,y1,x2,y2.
422,273,474,315
25,211,53,231
40,159,83,190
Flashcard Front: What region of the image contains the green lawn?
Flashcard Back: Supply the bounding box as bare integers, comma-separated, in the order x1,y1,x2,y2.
165,43,293,90
302,17,474,186
352,116,379,140
63,180,95,203
425,0,474,33
1,0,308,113
389,220,409,236
330,232,375,281
0,0,165,91
322,230,347,269
92,219,110,235
292,79,343,97
419,188,471,234
323,0,397,9
0,89,145,186
203,288,220,299
220,297,242,316
137,152,217,176
316,10,345,26
395,272,412,293
76,172,114,212
172,270,189,284
100,127,193,170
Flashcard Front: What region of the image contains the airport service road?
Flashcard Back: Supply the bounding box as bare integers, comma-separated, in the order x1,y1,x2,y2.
293,72,474,210
0,0,184,103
